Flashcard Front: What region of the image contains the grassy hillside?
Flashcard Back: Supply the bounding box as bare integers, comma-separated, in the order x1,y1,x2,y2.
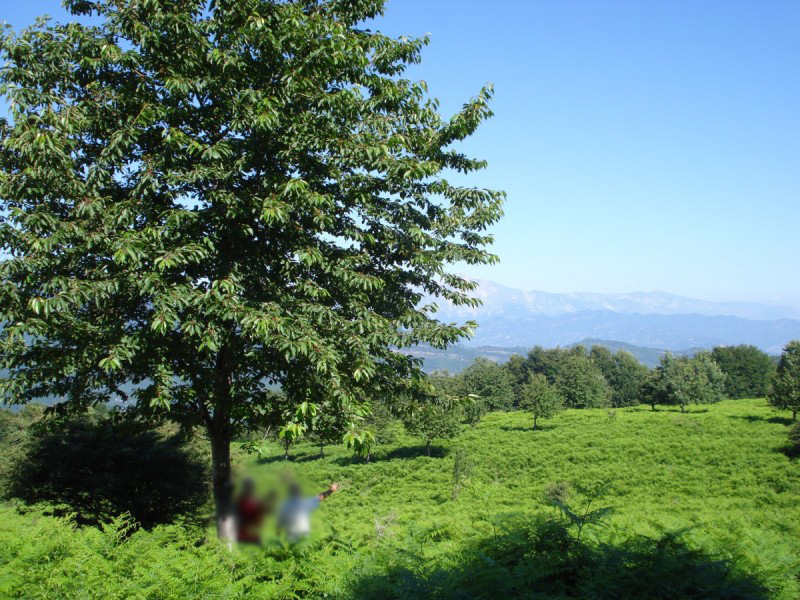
1,398,798,598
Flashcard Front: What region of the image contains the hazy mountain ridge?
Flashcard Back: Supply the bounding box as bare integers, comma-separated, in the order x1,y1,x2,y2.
429,280,800,321
425,280,800,354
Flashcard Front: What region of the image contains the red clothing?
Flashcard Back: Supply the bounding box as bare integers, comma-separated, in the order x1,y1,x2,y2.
236,495,265,544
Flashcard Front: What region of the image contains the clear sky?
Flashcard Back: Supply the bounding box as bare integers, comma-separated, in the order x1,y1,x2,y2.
3,1,799,306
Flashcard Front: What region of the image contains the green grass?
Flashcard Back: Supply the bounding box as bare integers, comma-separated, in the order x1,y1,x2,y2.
1,398,798,598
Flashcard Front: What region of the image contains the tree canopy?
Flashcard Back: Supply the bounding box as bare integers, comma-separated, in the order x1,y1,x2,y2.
769,341,800,421
457,356,514,411
518,373,563,430
0,0,503,538
710,345,774,399
554,354,611,409
645,353,726,413
588,345,648,408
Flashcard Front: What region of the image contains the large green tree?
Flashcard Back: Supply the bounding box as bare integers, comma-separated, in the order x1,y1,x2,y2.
554,354,611,409
589,345,648,407
0,0,503,539
457,356,514,411
711,345,774,399
647,353,726,413
769,341,800,421
524,345,568,384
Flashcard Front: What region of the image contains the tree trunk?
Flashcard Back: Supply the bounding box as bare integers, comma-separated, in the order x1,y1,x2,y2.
284,438,290,460
210,342,235,543
211,431,235,543
426,441,431,456
533,415,538,431
365,451,370,464
319,443,325,458
793,409,797,421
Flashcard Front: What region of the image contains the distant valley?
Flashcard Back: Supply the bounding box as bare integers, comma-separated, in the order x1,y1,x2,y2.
406,280,800,371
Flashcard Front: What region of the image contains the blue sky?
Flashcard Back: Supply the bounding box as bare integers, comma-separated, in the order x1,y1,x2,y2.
3,1,799,306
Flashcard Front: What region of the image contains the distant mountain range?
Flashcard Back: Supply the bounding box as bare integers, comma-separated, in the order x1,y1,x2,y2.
424,280,800,355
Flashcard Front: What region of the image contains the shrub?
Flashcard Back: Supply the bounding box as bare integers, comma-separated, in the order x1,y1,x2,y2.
2,408,209,529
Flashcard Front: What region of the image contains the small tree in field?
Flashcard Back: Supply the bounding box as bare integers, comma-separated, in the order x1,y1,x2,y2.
518,374,563,430
641,368,667,411
769,341,800,421
649,353,726,413
0,0,503,540
308,400,350,458
403,398,462,456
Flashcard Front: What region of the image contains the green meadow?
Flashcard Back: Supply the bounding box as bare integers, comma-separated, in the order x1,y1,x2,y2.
2,397,798,599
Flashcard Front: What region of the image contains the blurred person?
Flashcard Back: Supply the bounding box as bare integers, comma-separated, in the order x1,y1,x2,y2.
277,481,339,542
235,478,274,544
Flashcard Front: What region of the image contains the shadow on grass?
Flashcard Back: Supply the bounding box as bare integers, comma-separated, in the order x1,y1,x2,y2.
729,415,767,423
349,516,769,600
382,445,447,460
728,415,795,426
627,406,709,414
330,445,448,465
256,452,322,465
3,413,209,529
781,444,800,460
500,423,556,432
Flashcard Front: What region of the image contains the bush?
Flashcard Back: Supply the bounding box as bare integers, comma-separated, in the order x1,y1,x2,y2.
2,407,210,529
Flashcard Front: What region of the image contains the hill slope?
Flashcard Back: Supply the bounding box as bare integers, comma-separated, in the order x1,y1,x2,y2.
2,399,798,598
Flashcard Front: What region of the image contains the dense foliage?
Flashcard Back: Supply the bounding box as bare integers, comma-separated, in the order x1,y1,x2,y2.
711,345,774,399
769,341,800,421
1,398,798,598
643,353,726,412
589,345,649,407
1,406,209,528
554,354,612,409
518,373,563,429
505,344,647,409
0,0,503,537
457,357,514,411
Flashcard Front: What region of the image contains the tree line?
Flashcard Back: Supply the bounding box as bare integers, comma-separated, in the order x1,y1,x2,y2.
239,341,800,461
